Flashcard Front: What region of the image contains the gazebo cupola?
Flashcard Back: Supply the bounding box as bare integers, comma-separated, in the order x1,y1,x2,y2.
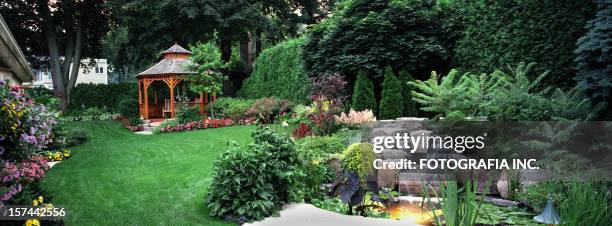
136,43,211,120
161,43,192,59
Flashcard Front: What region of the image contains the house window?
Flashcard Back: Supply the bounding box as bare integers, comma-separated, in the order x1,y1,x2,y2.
95,66,104,74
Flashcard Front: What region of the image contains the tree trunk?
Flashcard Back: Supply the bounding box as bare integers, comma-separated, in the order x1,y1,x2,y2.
239,34,251,72
38,0,83,112
254,30,262,58
220,34,232,63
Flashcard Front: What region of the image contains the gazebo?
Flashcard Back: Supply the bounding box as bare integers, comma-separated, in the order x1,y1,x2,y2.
136,43,214,119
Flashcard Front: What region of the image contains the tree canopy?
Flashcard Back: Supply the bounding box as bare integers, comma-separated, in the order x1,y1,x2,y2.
302,0,451,80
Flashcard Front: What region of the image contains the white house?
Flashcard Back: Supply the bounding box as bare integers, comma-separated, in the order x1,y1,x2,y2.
30,58,109,89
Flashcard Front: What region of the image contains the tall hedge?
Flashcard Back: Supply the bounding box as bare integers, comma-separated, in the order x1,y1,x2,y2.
351,71,377,113
454,0,597,87
378,67,403,119
398,69,417,117
69,82,137,112
238,38,311,104
575,0,611,102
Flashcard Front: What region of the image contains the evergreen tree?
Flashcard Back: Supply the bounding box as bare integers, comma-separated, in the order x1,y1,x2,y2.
575,0,611,104
398,69,417,117
351,71,377,113
379,67,404,119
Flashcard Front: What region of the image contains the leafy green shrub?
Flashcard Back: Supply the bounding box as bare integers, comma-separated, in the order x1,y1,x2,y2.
118,98,139,118
341,143,376,181
351,71,376,113
297,135,345,158
239,38,310,104
311,197,348,214
516,180,566,212
83,107,105,118
205,127,303,221
63,127,88,147
207,97,255,119
25,87,57,110
69,82,137,112
296,135,345,200
127,117,143,126
245,98,293,124
378,68,403,119
175,105,201,124
454,0,596,87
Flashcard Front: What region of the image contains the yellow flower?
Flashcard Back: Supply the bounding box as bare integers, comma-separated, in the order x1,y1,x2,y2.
45,203,54,209
311,159,321,166
54,152,62,161
38,196,43,203
33,200,38,206
25,219,40,226
63,150,71,158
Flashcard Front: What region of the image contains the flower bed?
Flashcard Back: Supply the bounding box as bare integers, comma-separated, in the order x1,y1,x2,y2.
158,118,256,133
121,117,144,132
0,156,50,204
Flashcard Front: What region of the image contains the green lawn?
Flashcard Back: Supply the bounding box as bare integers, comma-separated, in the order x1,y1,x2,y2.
42,120,254,225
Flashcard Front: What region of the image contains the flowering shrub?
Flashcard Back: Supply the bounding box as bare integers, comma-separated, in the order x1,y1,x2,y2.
0,81,56,161
308,74,347,135
122,117,144,132
334,109,376,126
1,156,50,205
309,97,341,136
245,98,293,124
158,118,255,133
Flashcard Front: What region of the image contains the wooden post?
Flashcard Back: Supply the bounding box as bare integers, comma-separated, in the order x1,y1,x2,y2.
143,79,149,119
199,93,204,115
138,79,142,118
138,79,142,105
170,79,176,118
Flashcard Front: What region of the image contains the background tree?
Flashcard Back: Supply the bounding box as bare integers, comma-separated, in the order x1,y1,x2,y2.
453,0,597,87
398,69,417,117
0,0,110,111
188,41,228,96
574,0,611,113
302,0,450,80
103,0,330,73
378,67,403,119
351,71,376,113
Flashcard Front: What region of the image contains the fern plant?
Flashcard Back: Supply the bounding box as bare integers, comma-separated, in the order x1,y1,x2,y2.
409,62,603,121
408,69,502,119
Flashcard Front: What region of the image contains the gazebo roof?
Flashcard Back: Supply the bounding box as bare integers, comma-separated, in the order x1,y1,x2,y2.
136,43,197,78
162,43,192,54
